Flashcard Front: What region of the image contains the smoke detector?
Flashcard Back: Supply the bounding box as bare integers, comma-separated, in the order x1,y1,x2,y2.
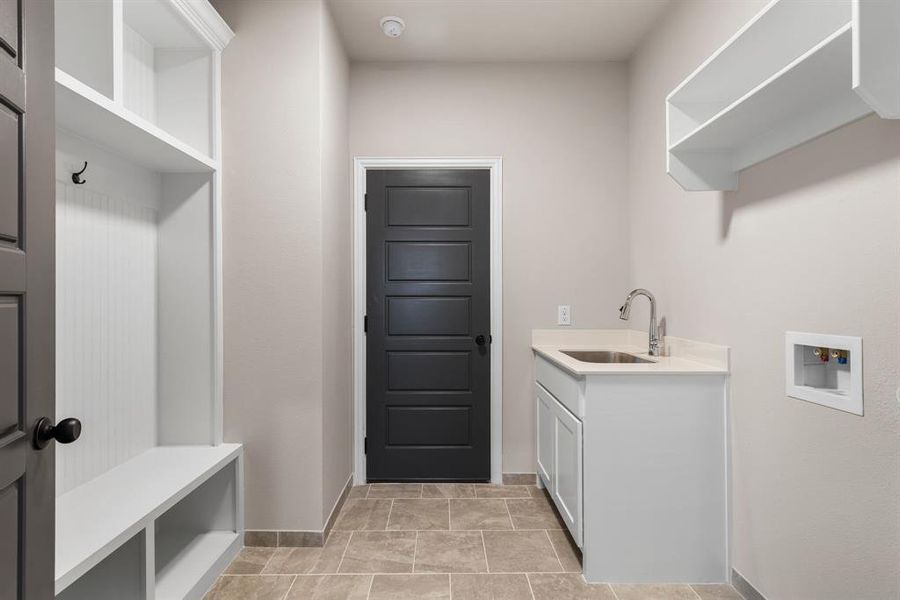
380,16,405,38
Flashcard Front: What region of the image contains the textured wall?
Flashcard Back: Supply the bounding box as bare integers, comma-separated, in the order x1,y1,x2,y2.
627,2,900,598
215,0,326,530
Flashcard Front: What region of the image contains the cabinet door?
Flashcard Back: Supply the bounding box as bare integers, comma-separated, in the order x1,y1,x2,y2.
553,401,583,547
535,384,555,492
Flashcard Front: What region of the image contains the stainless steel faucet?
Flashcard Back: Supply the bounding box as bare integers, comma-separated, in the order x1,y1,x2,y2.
619,288,661,357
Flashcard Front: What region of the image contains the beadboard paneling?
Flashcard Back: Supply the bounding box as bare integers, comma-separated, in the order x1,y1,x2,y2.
123,24,156,123
56,179,158,495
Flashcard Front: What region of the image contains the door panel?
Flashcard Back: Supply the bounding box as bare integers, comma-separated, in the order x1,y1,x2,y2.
387,352,470,391
386,242,470,281
367,169,490,481
536,384,554,491
0,298,19,435
553,399,582,547
386,296,470,336
386,187,470,227
0,0,55,598
0,104,18,242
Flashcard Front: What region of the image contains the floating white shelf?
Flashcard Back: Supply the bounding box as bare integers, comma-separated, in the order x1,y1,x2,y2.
667,0,900,191
56,444,242,595
55,68,217,173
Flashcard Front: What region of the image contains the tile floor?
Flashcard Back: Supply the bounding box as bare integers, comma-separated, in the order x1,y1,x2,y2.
205,483,746,600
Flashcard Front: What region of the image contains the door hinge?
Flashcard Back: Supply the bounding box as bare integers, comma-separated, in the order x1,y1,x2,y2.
364,315,368,333
364,437,367,454
364,193,368,211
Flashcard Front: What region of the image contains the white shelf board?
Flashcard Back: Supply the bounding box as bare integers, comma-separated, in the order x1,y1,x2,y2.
668,23,872,191
55,443,242,594
55,69,217,173
155,531,241,600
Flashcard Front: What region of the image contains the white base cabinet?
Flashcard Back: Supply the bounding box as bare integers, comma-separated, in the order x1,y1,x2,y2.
535,383,583,547
534,351,729,584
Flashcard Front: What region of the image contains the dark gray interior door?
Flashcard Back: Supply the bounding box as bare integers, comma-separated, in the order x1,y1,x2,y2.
0,0,55,598
366,169,491,481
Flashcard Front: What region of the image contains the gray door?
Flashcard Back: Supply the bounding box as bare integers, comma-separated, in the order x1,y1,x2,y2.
366,169,491,481
0,0,56,598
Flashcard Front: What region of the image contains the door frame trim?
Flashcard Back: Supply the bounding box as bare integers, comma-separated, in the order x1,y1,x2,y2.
352,157,503,485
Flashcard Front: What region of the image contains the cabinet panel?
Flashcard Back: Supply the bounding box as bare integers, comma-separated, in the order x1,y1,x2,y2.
534,355,582,417
553,399,582,547
535,384,555,491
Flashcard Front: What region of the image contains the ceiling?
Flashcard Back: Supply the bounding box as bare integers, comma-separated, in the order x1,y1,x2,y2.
327,0,671,62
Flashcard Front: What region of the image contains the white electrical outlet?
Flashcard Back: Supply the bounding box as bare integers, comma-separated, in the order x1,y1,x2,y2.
557,305,571,326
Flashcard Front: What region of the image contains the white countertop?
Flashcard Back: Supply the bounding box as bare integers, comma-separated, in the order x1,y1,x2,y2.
532,329,729,376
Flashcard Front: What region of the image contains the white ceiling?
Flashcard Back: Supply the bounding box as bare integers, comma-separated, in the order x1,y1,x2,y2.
328,0,671,62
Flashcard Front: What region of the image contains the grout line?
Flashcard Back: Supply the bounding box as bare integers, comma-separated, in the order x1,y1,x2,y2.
503,498,516,529
480,530,490,573
386,499,395,529
256,546,280,575
365,572,375,600
525,572,537,600
412,531,419,573
544,530,564,572
279,575,297,600
336,531,354,574
609,583,622,600
688,584,704,600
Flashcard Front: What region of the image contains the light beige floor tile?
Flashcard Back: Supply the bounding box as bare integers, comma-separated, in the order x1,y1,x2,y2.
450,573,534,599
546,530,581,572
368,483,423,498
203,575,295,600
528,486,549,499
612,584,700,600
529,573,617,600
388,499,450,530
450,499,513,531
482,530,563,573
423,483,476,499
224,547,276,575
262,547,323,574
338,531,417,573
369,574,451,600
506,498,564,530
309,531,353,574
286,574,372,600
474,485,530,499
332,499,392,531
691,584,745,600
414,531,488,573
347,485,369,500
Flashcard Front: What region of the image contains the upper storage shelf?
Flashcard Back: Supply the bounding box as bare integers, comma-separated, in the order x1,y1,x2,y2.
54,0,234,173
667,0,900,191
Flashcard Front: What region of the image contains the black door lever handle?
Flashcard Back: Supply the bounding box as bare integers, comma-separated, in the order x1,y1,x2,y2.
475,335,486,346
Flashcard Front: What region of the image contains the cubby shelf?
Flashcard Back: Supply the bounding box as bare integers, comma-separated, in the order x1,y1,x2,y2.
666,0,900,191
155,531,241,600
56,68,217,173
56,444,242,595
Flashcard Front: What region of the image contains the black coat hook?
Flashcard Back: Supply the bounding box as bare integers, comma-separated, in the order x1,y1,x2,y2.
72,161,87,185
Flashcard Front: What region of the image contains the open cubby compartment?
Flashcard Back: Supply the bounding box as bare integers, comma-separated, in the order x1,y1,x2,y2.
55,131,219,498
785,332,863,416
54,129,237,598
57,529,148,600
56,0,115,99
154,460,242,600
123,0,213,157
